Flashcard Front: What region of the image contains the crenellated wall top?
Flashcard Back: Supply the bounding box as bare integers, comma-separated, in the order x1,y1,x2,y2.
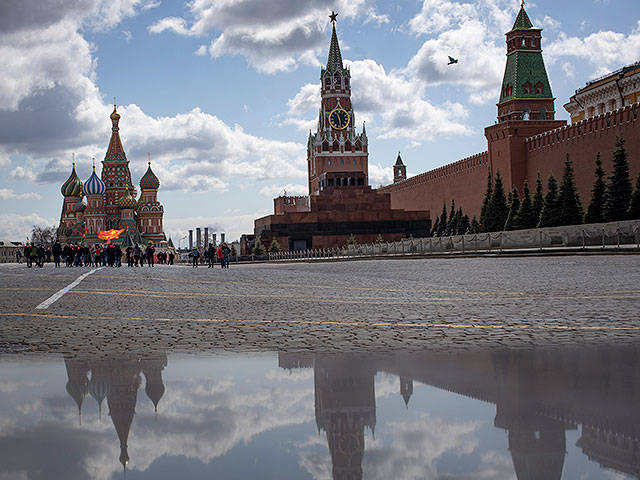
379,151,488,192
527,103,639,152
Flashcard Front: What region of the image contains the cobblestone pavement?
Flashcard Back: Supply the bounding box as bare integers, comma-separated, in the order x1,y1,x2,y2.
1,255,639,356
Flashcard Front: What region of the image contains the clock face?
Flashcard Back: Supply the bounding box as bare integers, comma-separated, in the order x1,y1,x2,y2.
338,433,361,456
329,108,350,130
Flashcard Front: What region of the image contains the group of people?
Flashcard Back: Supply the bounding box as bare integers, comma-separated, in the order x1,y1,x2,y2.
20,243,49,268
190,243,232,268
21,241,175,268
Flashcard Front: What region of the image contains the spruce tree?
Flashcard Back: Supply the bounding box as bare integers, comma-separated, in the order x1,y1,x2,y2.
557,154,584,226
584,153,607,224
515,181,535,229
446,199,457,236
252,239,266,255
629,173,640,220
436,202,447,236
479,170,492,232
604,137,633,221
538,175,559,228
485,171,509,232
504,186,520,231
533,173,544,226
469,216,481,234
457,212,470,235
268,239,281,253
431,217,440,237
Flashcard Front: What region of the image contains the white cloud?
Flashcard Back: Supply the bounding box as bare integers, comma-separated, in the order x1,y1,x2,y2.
149,0,387,73
0,189,41,200
284,58,472,142
351,59,472,139
259,184,308,198
369,163,393,188
545,21,640,75
0,213,57,240
406,0,519,104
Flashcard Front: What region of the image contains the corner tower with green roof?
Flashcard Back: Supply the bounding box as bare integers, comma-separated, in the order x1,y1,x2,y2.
485,1,566,192
497,2,555,122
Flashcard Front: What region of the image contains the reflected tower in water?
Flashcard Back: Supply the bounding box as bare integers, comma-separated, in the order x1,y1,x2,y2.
63,353,167,470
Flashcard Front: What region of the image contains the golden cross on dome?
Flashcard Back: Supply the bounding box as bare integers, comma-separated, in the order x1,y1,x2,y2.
329,11,338,24
521,0,525,7
148,152,151,166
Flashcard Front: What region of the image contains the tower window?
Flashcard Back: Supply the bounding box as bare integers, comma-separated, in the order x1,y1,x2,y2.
523,82,532,94
522,108,530,121
521,37,526,46
340,159,344,165
539,107,547,120
334,74,341,88
324,77,331,89
535,82,544,94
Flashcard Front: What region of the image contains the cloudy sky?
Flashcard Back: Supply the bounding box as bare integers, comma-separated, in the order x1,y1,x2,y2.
1,0,639,242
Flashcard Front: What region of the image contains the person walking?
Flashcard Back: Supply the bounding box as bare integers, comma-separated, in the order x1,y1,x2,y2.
207,243,215,268
16,249,22,264
168,252,175,265
52,241,62,268
222,243,231,269
115,244,122,267
133,244,141,267
24,244,31,268
146,242,155,267
29,244,38,268
191,247,200,267
125,246,133,267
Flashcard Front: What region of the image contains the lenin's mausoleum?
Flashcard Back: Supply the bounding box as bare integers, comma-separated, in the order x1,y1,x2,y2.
253,4,640,252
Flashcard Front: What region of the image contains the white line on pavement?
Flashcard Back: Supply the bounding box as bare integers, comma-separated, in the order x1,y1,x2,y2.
35,267,103,310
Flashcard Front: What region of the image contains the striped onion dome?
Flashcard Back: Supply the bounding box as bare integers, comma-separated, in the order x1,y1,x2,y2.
61,164,83,197
74,199,87,213
89,374,110,418
83,166,106,196
118,186,137,210
140,162,160,190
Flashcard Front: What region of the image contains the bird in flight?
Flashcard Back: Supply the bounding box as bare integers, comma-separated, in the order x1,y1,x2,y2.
448,56,458,65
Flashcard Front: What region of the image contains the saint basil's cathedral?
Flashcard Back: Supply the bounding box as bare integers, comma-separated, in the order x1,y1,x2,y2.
57,105,167,248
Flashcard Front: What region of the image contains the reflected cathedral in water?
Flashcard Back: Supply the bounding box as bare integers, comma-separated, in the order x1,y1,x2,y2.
60,348,640,479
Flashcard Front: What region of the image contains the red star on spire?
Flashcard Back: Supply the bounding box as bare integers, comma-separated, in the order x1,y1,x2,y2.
329,11,338,24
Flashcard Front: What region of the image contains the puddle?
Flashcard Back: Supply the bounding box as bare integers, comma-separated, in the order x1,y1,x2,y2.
0,347,637,479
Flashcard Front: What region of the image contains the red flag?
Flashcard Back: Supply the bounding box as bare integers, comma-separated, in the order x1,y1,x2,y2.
98,229,125,244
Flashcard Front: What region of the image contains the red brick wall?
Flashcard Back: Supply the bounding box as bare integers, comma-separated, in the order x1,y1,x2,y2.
383,104,640,222
379,152,490,220
526,105,640,208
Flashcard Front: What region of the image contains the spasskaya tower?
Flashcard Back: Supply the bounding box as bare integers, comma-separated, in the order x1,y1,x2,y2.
307,11,369,196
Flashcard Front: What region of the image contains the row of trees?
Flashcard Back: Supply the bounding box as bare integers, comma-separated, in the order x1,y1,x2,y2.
433,137,640,236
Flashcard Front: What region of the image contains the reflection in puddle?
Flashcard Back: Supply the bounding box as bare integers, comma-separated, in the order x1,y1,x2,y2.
1,348,638,479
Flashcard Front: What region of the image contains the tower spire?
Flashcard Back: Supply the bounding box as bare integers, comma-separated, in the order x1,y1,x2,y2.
326,12,344,73
106,103,127,161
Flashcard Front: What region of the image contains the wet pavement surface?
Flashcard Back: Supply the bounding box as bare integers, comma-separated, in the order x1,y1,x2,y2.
1,256,639,355
1,257,640,479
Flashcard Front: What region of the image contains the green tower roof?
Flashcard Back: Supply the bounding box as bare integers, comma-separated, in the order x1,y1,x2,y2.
326,20,345,73
499,52,553,104
512,7,533,30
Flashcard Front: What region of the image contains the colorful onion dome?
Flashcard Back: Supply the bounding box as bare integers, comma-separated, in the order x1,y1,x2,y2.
110,104,121,121
118,186,137,210
140,161,160,190
61,163,83,197
83,165,106,196
74,199,87,213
